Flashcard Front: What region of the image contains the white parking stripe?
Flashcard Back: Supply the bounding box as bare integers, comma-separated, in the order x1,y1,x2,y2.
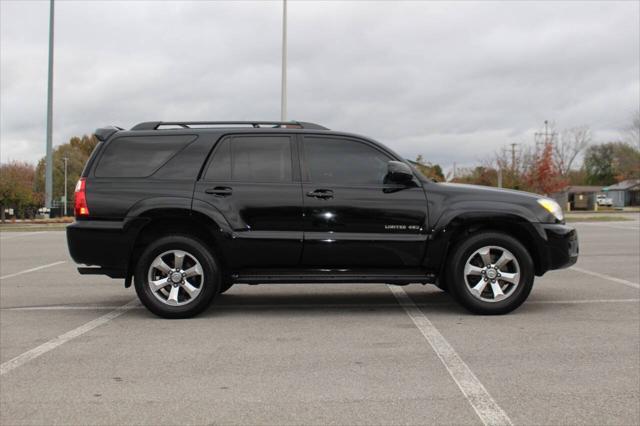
570,266,640,290
0,261,66,280
0,299,139,376
388,285,513,426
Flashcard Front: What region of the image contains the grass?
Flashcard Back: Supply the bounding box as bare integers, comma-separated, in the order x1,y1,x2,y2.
565,215,634,222
0,222,69,232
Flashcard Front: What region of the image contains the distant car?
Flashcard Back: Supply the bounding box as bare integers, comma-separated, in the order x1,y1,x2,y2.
596,194,613,207
66,120,579,318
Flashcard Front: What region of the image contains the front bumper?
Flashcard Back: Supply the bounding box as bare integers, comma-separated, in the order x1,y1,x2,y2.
539,223,579,272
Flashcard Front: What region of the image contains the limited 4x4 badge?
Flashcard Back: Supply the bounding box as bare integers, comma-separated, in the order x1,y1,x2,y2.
385,224,421,230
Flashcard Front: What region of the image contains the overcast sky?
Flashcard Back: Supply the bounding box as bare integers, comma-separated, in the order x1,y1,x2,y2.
1,0,638,172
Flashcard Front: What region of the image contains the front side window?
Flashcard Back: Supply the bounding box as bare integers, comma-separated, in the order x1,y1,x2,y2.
304,137,391,185
205,136,292,182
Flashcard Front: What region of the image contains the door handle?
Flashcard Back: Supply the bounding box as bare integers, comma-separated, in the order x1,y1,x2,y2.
205,186,233,196
306,189,334,199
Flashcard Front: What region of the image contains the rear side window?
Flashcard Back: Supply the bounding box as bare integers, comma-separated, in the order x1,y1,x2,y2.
94,135,196,178
204,136,292,182
303,137,391,185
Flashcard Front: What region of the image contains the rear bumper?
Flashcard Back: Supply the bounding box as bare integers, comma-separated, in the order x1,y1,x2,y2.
539,223,579,272
66,219,142,278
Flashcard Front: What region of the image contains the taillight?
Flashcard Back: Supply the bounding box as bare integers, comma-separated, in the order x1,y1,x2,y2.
74,178,90,217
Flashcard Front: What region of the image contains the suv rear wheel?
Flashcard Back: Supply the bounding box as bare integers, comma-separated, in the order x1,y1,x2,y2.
447,231,534,315
134,235,220,318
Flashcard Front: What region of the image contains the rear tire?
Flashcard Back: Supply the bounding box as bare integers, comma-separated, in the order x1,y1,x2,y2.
134,235,220,318
446,232,534,315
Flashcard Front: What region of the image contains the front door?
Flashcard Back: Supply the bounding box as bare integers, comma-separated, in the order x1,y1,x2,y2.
300,135,429,267
193,134,303,267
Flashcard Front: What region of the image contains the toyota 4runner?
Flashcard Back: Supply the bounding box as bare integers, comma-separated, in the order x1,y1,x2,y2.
67,121,578,318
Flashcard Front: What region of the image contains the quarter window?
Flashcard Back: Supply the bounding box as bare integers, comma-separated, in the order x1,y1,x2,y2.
205,136,292,182
304,137,391,185
95,135,196,178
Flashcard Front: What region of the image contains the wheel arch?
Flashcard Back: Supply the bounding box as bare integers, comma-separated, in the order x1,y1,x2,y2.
124,207,229,287
426,212,548,277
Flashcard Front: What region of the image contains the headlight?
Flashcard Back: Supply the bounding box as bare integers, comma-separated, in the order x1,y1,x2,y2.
537,198,564,221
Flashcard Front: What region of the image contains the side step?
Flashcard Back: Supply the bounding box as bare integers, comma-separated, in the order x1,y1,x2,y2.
231,269,436,285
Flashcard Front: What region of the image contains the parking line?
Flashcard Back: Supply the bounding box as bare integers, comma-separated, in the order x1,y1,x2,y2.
388,285,513,426
570,266,640,290
0,299,139,376
0,261,66,280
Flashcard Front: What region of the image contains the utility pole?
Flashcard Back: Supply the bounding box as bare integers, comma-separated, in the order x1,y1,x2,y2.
280,0,287,122
44,0,55,214
63,156,68,216
510,142,518,172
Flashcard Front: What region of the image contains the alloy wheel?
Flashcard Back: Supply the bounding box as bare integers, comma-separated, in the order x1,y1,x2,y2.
463,245,521,302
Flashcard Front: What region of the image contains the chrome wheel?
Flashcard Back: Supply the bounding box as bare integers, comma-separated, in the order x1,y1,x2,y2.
463,245,520,302
147,250,204,306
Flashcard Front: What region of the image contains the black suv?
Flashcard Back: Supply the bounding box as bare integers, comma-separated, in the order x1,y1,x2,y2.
67,121,578,318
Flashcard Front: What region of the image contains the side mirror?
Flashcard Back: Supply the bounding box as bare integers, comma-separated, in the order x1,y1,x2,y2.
386,161,414,184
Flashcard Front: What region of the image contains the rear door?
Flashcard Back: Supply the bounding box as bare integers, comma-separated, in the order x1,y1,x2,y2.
193,134,303,267
300,135,429,267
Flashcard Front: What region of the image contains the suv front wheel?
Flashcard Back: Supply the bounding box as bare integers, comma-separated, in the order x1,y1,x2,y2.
447,232,534,315
134,235,220,318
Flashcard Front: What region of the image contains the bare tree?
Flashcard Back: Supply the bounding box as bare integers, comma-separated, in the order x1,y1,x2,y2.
626,110,640,147
555,126,591,176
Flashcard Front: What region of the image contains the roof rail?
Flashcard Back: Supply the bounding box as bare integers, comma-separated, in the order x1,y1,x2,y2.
130,121,329,131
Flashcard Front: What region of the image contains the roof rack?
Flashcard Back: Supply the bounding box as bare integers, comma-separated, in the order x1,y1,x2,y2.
130,121,329,131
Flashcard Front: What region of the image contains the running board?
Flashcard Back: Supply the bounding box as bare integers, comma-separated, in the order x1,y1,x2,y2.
231,269,436,285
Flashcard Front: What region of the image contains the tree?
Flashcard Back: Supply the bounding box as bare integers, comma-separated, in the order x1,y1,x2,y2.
526,142,567,195
625,110,640,147
555,126,590,176
413,155,445,182
452,166,499,187
0,161,40,222
584,141,640,185
34,134,98,212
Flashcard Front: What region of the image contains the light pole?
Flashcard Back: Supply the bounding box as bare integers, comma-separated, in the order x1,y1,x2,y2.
280,0,287,122
62,156,68,216
45,0,55,214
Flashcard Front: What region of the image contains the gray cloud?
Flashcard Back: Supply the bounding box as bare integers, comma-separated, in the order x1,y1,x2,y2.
1,0,638,172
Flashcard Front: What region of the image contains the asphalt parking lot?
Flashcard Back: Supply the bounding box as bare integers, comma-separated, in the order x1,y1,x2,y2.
1,218,639,426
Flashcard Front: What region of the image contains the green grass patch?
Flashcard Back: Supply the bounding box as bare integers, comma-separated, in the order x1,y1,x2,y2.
565,215,634,222
0,223,68,232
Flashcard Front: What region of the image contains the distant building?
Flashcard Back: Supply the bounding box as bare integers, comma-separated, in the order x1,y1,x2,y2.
552,185,603,211
603,179,640,208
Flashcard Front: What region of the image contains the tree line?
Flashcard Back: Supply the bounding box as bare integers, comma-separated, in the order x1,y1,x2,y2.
414,113,640,195
1,135,98,221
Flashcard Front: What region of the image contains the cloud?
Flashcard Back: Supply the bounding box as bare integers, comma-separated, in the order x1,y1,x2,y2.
1,0,638,172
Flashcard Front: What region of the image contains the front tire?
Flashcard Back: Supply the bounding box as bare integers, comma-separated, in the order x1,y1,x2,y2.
447,232,534,315
134,235,220,318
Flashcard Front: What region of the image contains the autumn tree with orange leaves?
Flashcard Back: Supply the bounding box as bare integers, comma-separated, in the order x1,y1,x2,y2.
526,142,568,195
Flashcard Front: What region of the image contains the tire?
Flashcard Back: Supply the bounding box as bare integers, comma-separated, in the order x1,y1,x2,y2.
134,234,220,318
446,231,534,315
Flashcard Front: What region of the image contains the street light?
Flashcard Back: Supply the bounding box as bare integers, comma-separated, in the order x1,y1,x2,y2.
280,0,287,122
45,0,55,213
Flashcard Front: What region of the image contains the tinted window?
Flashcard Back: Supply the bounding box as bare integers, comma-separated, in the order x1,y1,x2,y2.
205,136,292,182
95,135,196,178
304,137,391,185
205,139,231,180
